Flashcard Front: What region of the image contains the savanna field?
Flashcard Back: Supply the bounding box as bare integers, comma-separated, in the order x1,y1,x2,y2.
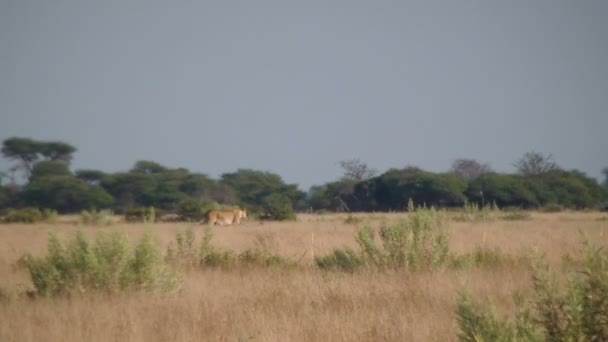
1,210,607,341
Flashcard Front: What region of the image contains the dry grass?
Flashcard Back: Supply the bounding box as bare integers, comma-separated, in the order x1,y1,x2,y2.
1,211,607,341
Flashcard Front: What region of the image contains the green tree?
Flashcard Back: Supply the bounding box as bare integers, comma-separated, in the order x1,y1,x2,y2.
450,159,492,180
101,172,156,210
466,173,538,208
1,137,42,178
513,151,558,177
0,185,9,210
308,179,358,212
30,161,72,180
339,158,377,181
221,169,304,212
75,169,107,185
130,160,168,174
179,173,237,204
24,176,114,212
39,141,76,162
1,137,76,179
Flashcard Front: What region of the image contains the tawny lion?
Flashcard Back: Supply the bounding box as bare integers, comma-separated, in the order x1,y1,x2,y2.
203,209,247,225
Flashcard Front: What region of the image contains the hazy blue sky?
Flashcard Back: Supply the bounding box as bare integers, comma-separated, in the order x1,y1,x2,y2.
1,0,607,189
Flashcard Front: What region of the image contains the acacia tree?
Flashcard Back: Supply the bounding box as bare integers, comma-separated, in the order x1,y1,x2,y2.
40,141,76,162
339,158,377,181
1,137,76,179
450,159,492,180
513,151,558,177
1,138,41,178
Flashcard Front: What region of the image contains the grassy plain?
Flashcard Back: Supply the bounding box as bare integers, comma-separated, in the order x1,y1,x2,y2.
0,211,607,341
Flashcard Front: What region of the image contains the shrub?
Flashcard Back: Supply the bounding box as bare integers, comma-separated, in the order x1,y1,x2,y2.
456,293,541,342
237,249,294,268
166,226,197,268
21,231,180,296
80,209,113,226
500,208,531,221
124,207,156,223
261,193,296,221
456,240,608,341
344,215,364,225
2,208,57,223
177,198,205,222
315,248,363,272
317,199,450,271
540,203,564,213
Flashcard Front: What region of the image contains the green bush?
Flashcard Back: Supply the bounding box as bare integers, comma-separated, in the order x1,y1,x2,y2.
344,215,364,225
316,199,450,272
261,193,296,221
456,240,608,341
21,231,180,296
315,248,363,272
540,203,564,213
124,207,156,223
2,208,57,223
80,209,113,226
177,198,205,222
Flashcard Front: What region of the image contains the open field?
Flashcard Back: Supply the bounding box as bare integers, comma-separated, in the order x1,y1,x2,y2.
1,211,607,341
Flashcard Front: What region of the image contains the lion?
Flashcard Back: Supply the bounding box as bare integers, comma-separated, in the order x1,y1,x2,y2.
204,209,247,225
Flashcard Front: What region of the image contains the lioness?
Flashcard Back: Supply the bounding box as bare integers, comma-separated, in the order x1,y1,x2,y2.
205,209,247,225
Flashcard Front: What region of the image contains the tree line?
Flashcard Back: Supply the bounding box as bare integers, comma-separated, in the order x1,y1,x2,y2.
1,137,607,218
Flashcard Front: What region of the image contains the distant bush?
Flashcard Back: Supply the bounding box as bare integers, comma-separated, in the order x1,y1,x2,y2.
124,207,156,223
261,193,296,221
2,208,57,223
80,209,113,226
540,203,564,213
454,201,500,222
344,215,364,225
456,240,608,341
500,208,531,221
315,248,363,272
177,199,205,222
20,231,180,296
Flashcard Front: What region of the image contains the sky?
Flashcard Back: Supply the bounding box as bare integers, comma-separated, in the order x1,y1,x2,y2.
1,0,607,190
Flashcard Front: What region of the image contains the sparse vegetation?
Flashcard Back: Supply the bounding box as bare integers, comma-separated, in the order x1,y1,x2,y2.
1,211,607,341
80,209,113,226
456,240,608,341
454,200,501,222
19,231,180,296
344,214,364,225
2,207,58,223
124,206,156,223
